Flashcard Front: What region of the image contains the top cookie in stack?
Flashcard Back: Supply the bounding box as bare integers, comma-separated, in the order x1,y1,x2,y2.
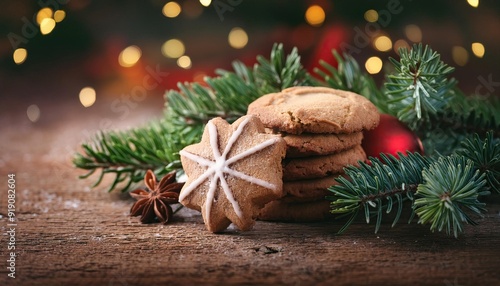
247,86,380,222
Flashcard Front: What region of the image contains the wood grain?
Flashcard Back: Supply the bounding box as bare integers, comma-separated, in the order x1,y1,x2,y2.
1,104,499,286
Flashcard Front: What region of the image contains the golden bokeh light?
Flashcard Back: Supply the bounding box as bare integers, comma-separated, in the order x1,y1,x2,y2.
79,87,97,108
118,45,142,67
36,7,53,25
305,5,326,27
13,48,28,65
393,39,410,54
27,104,41,123
452,46,469,66
199,0,211,7
364,9,378,22
162,39,185,58
405,24,422,42
163,2,181,18
177,55,192,69
228,27,248,49
471,42,485,58
365,57,383,74
54,10,66,22
373,35,392,52
467,0,479,8
40,18,56,35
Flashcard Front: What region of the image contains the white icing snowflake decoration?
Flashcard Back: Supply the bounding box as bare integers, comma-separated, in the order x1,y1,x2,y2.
179,116,279,226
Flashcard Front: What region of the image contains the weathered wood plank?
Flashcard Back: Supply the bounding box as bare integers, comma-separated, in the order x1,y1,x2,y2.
1,107,499,286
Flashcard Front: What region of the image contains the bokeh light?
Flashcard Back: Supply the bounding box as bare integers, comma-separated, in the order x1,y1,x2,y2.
13,48,28,65
467,0,479,8
452,46,469,66
177,55,192,69
199,0,211,7
305,5,326,27
27,104,41,122
365,56,383,74
471,42,485,58
405,24,422,42
364,10,378,22
79,87,97,107
54,10,66,22
228,27,248,49
118,45,142,67
163,2,181,18
36,8,53,25
373,35,392,52
40,18,56,35
162,39,185,58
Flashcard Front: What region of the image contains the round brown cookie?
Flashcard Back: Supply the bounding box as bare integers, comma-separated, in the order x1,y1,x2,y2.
281,174,344,203
281,131,363,158
179,115,287,233
282,145,366,181
247,86,380,134
258,199,333,222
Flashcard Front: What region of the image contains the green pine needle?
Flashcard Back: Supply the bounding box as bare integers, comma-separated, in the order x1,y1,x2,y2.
73,121,194,192
458,132,500,193
385,44,456,129
328,152,432,234
414,155,489,238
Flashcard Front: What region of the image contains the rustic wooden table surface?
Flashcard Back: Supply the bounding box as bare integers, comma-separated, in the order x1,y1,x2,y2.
1,95,499,286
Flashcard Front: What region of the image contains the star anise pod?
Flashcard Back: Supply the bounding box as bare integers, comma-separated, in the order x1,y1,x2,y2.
130,170,184,224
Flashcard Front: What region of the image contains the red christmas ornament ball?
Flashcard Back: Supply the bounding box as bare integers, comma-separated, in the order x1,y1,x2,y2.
362,114,424,159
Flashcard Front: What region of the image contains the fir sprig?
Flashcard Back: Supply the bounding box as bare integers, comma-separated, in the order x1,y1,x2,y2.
328,134,499,237
73,121,195,192
328,152,432,234
414,155,488,238
458,132,500,193
385,44,457,129
252,43,312,93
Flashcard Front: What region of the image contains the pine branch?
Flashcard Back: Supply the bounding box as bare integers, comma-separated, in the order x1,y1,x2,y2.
419,93,500,155
329,132,498,237
385,44,457,130
328,152,432,234
414,155,489,238
254,43,312,93
439,91,500,136
73,121,195,192
458,132,500,193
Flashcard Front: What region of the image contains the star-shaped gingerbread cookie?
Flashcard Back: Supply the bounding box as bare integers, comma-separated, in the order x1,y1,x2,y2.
179,115,286,232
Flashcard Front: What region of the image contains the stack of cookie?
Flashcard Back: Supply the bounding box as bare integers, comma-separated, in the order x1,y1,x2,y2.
247,86,380,222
